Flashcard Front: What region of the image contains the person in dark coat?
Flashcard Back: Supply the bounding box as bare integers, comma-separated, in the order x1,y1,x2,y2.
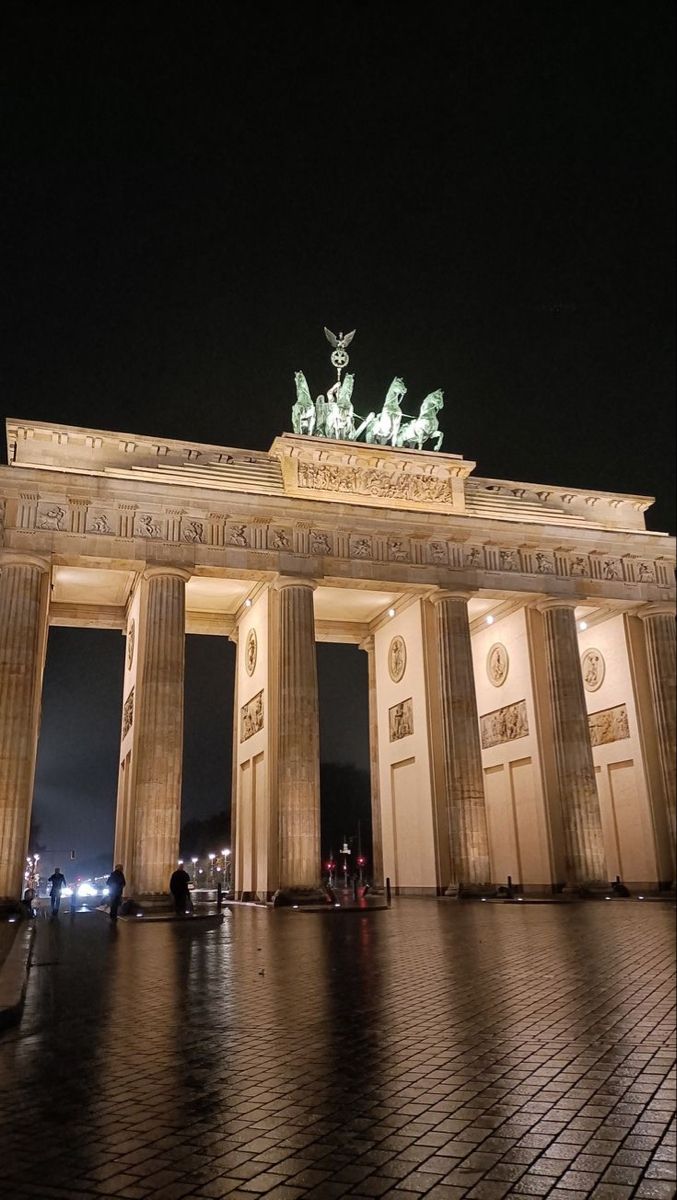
170,866,193,915
48,868,67,915
106,864,126,921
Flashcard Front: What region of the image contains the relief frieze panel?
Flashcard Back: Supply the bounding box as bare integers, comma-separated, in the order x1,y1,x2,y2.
499,548,519,571
240,689,264,742
588,703,630,748
88,512,111,535
297,460,456,503
426,539,448,564
569,554,590,577
122,688,134,739
590,555,622,582
464,545,484,568
2,485,667,598
350,534,373,559
268,527,292,551
389,697,413,742
480,700,529,749
309,531,333,556
182,519,204,544
388,537,410,562
37,505,66,531
227,522,250,547
136,513,164,538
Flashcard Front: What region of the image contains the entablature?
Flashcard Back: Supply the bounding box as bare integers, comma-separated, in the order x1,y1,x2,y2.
7,418,658,534
1,460,674,606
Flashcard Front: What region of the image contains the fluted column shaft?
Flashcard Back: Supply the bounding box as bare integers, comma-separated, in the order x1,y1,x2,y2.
0,556,50,902
133,569,188,896
638,605,676,872
433,592,491,889
277,580,320,890
539,601,607,887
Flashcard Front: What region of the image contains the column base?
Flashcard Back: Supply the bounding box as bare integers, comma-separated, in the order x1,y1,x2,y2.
272,886,332,908
130,893,173,913
561,880,615,898
444,882,494,899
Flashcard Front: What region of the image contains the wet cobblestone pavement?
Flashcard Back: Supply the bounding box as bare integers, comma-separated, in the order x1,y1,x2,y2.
0,900,674,1200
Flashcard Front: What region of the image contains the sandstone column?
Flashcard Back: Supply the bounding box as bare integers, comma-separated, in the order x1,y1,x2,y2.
0,554,50,904
537,599,607,890
431,590,491,893
132,567,189,899
637,603,676,877
359,635,384,891
275,577,321,894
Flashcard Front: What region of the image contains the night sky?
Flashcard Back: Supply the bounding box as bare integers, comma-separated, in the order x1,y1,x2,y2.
2,4,674,871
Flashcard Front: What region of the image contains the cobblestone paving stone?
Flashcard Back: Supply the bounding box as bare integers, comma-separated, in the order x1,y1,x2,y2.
0,900,674,1199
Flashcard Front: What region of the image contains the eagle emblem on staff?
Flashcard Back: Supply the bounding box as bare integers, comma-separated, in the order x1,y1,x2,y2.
324,327,356,377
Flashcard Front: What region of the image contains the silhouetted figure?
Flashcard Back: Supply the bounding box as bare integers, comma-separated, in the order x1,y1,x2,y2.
106,864,126,921
611,879,630,897
170,866,193,915
48,868,67,915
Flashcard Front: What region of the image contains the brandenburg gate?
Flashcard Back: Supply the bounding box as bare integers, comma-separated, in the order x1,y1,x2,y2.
0,359,674,904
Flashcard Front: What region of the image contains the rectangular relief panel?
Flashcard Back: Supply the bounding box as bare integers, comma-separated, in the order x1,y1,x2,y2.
389,697,413,742
240,689,264,742
589,703,630,748
481,700,529,749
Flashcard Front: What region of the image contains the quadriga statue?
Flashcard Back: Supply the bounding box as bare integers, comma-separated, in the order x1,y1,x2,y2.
354,377,407,446
324,372,357,441
396,389,444,451
292,371,316,436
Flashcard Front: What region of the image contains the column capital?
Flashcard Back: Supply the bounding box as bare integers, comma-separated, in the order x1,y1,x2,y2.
636,601,676,621
142,566,191,583
0,551,51,574
358,634,375,653
533,597,578,614
429,588,476,606
273,574,318,593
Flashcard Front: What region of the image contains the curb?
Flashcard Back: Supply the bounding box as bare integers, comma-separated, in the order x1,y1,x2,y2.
0,922,35,1030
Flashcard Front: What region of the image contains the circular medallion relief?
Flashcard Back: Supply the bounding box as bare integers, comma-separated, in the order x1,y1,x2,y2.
581,647,605,692
127,619,135,671
245,628,258,677
388,635,407,683
487,643,509,687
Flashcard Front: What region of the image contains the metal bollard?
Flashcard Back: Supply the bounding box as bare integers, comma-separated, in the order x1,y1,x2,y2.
217,882,223,913
386,877,391,906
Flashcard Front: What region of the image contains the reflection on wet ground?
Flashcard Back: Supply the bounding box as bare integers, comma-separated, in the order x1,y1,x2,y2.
0,900,674,1199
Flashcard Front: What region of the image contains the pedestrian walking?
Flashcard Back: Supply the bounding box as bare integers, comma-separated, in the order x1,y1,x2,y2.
106,864,126,921
169,865,193,915
48,868,67,915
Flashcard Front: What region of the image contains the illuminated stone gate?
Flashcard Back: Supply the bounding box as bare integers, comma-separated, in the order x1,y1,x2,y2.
0,418,674,903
